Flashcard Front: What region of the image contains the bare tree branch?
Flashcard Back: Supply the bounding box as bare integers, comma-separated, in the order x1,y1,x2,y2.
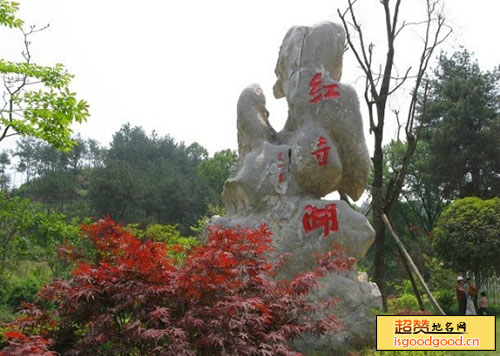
0,22,50,145
394,109,402,142
337,0,451,310
337,0,379,102
385,66,412,98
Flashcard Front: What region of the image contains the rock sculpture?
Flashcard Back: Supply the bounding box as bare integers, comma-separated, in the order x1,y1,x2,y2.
211,21,382,353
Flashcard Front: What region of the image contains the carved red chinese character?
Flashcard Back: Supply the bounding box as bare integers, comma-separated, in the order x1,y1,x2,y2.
323,83,340,98
302,203,338,236
309,73,341,103
277,152,285,183
311,136,331,167
309,73,323,103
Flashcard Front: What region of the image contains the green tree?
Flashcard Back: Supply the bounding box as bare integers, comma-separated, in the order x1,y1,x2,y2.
364,141,437,298
0,0,22,28
0,150,10,192
13,136,39,184
433,197,500,289
0,194,36,282
126,223,199,262
28,212,80,278
9,136,101,217
0,194,81,280
85,138,105,168
338,0,451,309
197,149,237,206
383,140,447,233
0,193,81,312
0,0,89,151
402,141,447,232
89,124,208,233
421,50,500,199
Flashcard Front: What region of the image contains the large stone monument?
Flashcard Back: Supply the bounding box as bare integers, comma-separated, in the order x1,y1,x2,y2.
212,22,382,353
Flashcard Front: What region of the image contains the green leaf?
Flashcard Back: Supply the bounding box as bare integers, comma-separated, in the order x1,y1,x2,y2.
0,0,23,28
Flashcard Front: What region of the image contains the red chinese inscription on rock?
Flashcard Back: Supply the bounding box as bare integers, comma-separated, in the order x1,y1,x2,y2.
277,152,286,183
302,203,338,236
309,73,340,103
311,136,331,166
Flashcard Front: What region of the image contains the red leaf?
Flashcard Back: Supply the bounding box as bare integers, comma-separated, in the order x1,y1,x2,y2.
3,331,27,341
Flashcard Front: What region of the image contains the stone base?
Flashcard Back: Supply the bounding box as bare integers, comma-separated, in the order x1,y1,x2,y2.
292,271,382,354
210,197,382,352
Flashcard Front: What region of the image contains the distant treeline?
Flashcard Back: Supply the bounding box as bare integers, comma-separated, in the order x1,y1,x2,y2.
0,124,237,234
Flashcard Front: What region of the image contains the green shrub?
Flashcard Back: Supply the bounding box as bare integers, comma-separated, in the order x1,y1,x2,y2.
0,305,15,323
4,274,44,309
434,289,456,315
388,293,419,313
392,279,416,295
126,223,199,262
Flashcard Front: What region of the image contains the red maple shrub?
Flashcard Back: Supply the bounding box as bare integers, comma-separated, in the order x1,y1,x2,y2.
2,218,353,356
0,333,56,356
0,303,57,356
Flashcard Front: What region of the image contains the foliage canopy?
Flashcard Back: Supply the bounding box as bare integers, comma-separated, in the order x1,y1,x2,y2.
433,197,500,277
0,0,89,151
421,50,500,199
1,219,352,356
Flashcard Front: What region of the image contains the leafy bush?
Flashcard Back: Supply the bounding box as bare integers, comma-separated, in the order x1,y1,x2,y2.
0,331,56,356
391,279,416,295
0,302,57,355
386,293,434,315
0,306,15,324
424,256,456,292
387,293,419,313
3,275,44,310
126,222,198,262
433,197,500,278
2,218,353,356
433,289,456,315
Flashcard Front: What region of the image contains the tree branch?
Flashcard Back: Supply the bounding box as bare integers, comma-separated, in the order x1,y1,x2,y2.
384,0,452,211
337,1,379,102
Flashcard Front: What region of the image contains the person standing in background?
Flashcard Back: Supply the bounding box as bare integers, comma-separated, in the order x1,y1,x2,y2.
456,276,466,315
478,291,488,315
464,277,477,315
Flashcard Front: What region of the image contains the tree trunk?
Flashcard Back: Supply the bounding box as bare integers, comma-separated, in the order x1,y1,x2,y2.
383,213,446,315
474,270,480,310
372,126,387,310
399,250,425,311
337,0,451,314
471,165,481,197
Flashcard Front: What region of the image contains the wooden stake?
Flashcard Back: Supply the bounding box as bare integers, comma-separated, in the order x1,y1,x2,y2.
382,213,446,315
